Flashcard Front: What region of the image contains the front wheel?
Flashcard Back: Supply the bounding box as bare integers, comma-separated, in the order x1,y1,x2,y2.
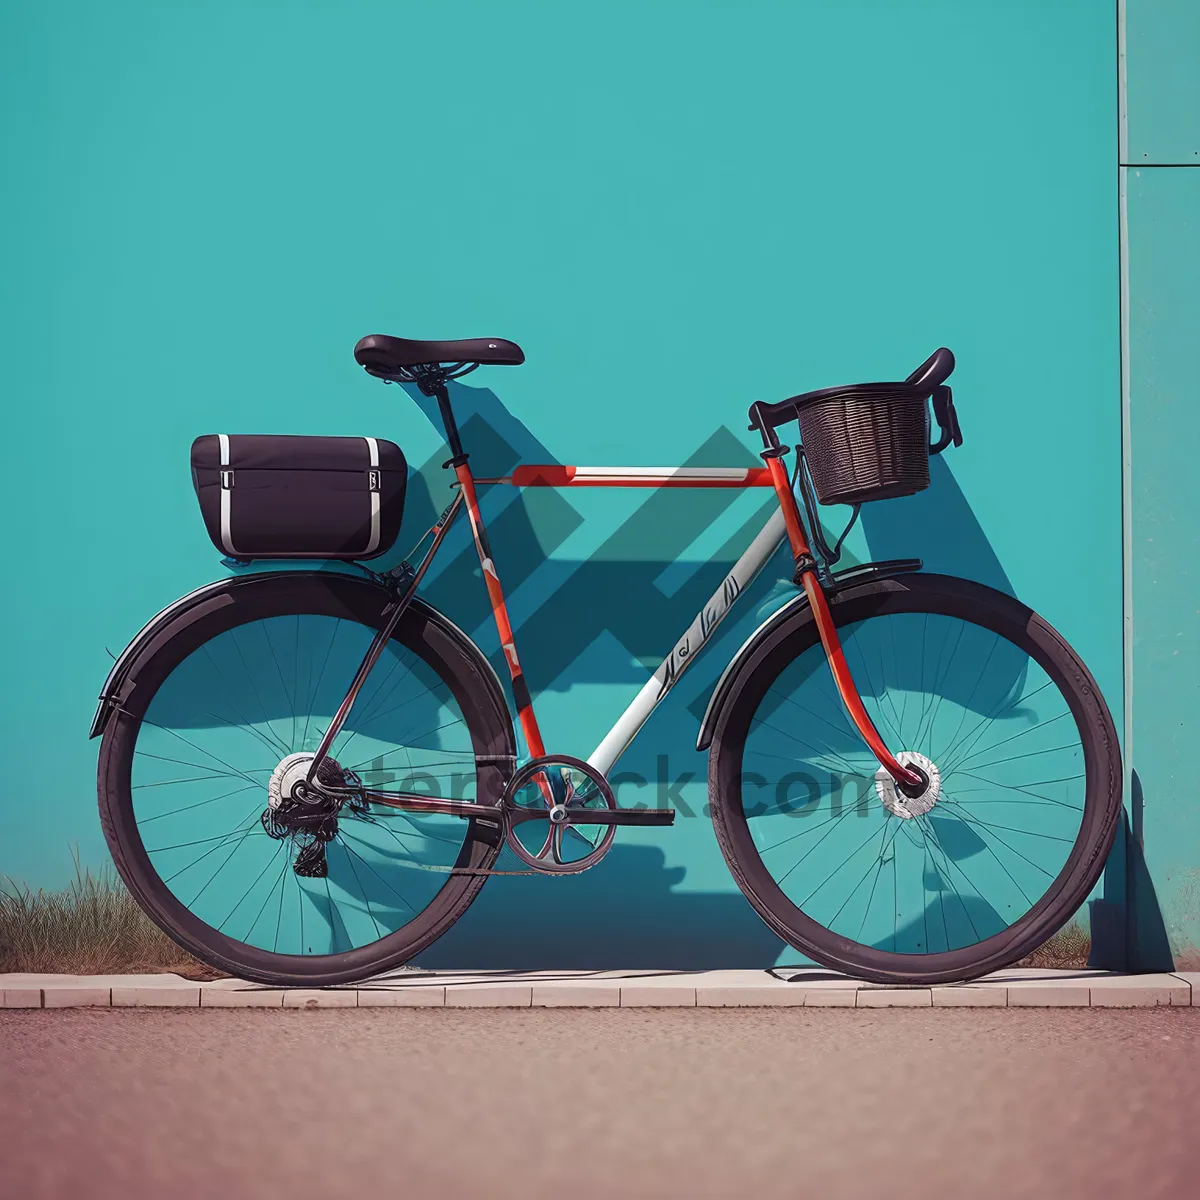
97,572,516,986
709,573,1121,985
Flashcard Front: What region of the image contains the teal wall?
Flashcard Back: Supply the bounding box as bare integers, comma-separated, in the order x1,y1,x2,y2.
0,1,1122,966
1124,0,1200,969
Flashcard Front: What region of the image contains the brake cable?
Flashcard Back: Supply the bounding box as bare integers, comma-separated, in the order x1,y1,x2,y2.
791,447,860,577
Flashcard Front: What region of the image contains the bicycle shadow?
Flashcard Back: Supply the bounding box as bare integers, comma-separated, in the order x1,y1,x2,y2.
392,379,789,694
858,453,1015,596
414,843,788,970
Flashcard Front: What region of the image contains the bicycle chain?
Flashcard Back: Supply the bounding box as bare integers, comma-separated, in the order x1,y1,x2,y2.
350,809,578,877
413,864,570,877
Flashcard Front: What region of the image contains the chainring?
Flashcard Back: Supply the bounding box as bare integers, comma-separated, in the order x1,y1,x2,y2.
502,755,617,875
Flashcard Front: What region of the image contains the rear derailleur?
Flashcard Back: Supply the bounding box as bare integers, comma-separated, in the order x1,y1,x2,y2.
261,752,366,878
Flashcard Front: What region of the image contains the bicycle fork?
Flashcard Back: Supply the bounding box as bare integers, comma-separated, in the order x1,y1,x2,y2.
762,452,926,793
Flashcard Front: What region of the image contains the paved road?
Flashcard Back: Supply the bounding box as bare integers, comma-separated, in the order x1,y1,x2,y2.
2,1008,1197,1199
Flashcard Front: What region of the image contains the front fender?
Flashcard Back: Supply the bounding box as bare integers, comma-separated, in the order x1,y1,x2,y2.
695,558,922,751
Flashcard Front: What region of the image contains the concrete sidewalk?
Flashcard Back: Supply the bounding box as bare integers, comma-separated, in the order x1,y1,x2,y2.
3,967,1198,1009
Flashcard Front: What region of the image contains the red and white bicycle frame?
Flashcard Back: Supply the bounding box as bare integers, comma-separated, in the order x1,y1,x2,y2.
310,448,923,808
460,457,923,790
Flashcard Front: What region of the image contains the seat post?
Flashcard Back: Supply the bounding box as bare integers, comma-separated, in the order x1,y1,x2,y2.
428,379,467,464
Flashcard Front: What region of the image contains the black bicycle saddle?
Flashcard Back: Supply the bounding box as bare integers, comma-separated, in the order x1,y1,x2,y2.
354,334,525,378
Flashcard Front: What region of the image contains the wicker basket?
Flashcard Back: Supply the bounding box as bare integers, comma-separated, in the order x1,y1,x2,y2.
797,386,931,506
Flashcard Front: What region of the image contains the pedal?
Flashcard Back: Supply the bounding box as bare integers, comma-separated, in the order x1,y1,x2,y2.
628,807,675,827
634,807,675,827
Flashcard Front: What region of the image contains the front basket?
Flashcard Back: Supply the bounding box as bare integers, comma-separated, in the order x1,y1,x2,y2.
797,388,930,506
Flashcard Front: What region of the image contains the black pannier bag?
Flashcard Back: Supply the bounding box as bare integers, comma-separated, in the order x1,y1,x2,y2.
191,434,406,560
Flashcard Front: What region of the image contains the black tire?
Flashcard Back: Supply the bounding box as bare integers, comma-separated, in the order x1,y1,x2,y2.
709,573,1122,985
97,572,515,987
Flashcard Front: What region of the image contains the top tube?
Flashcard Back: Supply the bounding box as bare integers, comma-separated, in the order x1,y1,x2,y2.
476,465,775,488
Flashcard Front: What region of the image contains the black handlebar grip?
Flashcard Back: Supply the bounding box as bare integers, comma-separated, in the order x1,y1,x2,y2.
907,347,956,394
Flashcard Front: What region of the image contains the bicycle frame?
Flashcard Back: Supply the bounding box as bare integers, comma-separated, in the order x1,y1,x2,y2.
472,457,919,788
315,436,923,812
467,463,787,777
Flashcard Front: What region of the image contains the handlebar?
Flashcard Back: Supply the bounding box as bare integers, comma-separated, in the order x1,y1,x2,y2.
905,347,956,393
748,347,962,456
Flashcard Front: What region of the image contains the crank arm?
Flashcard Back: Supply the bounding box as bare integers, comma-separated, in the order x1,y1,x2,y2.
572,808,676,827
515,807,677,828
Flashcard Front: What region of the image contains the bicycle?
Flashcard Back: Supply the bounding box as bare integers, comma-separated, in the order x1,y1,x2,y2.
92,336,1121,986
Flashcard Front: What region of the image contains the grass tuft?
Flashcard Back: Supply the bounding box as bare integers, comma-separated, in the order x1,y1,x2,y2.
0,853,224,979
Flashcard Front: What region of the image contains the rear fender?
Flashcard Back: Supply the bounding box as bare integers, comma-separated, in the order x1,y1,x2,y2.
90,571,514,748
90,578,241,738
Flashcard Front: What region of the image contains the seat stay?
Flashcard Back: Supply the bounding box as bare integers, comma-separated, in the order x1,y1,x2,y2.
302,490,466,785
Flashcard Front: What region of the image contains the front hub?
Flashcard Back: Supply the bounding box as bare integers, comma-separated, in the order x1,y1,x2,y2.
874,751,941,819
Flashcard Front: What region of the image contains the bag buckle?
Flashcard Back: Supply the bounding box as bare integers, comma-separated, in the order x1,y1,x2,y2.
220,469,234,489
368,469,380,492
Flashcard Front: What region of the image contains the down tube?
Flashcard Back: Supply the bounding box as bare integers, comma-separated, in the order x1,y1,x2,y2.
587,508,787,777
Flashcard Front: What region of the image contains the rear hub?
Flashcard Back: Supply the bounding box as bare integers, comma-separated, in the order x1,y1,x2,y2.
262,753,354,877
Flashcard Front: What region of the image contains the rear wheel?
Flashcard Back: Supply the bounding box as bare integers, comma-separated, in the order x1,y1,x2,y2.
97,572,515,986
709,573,1121,984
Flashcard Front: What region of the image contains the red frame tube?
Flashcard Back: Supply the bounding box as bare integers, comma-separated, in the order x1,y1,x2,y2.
764,455,922,790
503,465,774,488
455,462,546,759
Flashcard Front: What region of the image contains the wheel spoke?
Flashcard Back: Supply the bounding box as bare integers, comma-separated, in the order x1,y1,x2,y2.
138,781,260,824
952,726,1077,774
201,644,293,759
940,679,1058,775
217,839,286,934
920,816,985,944
337,831,421,915
227,629,293,758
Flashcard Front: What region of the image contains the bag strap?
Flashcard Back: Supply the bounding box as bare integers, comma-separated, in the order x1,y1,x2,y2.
363,436,381,556
217,433,240,556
